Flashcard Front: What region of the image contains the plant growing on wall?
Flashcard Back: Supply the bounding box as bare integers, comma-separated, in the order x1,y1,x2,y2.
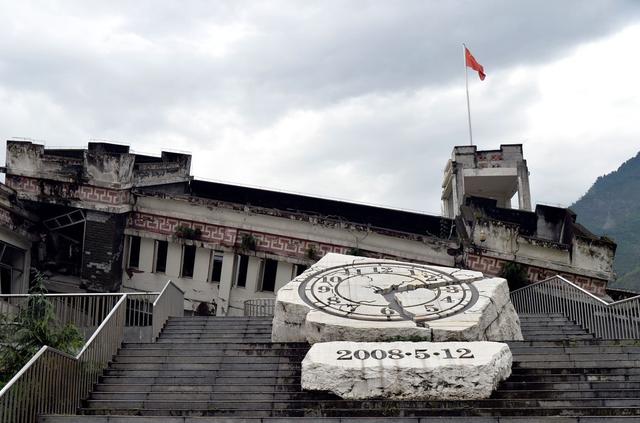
240,234,257,251
175,225,202,240
500,262,529,291
0,272,84,387
346,247,366,257
306,245,319,260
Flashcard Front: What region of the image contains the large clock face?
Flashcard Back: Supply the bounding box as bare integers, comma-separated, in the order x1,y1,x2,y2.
298,262,479,323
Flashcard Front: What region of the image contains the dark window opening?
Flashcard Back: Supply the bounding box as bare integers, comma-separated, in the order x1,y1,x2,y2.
181,245,196,278
155,240,168,273
294,264,308,277
210,252,223,282
128,236,141,268
261,259,278,292
1,267,11,294
236,254,249,287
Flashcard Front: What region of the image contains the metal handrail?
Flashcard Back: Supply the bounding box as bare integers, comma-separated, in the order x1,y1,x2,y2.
0,280,184,422
511,275,640,339
244,298,275,317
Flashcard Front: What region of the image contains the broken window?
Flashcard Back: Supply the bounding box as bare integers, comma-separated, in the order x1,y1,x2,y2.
181,245,196,278
209,251,223,283
128,236,141,269
260,258,278,292
154,240,168,273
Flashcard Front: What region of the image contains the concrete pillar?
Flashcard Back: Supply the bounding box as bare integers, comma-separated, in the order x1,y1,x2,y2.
517,163,532,211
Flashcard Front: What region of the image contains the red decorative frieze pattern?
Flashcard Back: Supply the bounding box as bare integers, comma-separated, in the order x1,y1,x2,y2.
5,175,39,194
128,212,350,260
466,253,607,296
6,175,129,205
0,209,14,230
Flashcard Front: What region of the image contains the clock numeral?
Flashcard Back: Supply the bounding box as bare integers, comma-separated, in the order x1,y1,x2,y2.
380,266,393,273
322,276,342,284
327,296,341,304
444,286,460,293
424,305,440,313
337,303,358,314
443,296,454,303
317,286,332,293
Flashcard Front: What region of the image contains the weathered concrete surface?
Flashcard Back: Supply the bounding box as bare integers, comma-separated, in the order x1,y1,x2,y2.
302,341,512,400
272,253,523,343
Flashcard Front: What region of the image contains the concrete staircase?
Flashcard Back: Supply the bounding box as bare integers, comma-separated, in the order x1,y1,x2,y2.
40,314,640,422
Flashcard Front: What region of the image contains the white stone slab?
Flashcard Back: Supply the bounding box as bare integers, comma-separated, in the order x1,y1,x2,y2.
272,253,523,343
302,341,512,400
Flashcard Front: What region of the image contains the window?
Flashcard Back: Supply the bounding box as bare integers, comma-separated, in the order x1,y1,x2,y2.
181,245,196,278
128,236,141,268
292,264,308,278
234,254,249,287
260,259,278,292
154,240,168,273
209,251,224,283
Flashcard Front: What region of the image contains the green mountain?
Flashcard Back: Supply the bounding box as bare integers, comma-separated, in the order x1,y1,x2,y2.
570,151,640,292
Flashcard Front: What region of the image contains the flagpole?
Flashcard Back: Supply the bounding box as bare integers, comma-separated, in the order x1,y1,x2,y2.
463,43,473,146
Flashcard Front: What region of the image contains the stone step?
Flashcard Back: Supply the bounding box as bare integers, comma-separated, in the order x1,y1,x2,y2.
94,383,304,393
107,362,300,371
501,380,640,390
89,391,338,401
507,340,640,347
113,355,305,363
121,342,308,349
512,353,640,361
99,376,301,385
160,330,273,335
37,416,640,422
506,373,640,383
513,360,640,369
508,346,640,354
81,398,640,411
156,338,272,343
521,335,596,341
116,349,308,357
103,369,301,378
493,389,640,399
157,335,275,340
512,363,640,372
77,407,640,418
162,324,273,329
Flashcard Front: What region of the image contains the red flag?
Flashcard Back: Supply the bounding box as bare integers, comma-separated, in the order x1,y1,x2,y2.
465,47,486,81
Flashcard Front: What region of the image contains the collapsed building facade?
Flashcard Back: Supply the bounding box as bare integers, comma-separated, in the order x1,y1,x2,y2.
0,140,616,314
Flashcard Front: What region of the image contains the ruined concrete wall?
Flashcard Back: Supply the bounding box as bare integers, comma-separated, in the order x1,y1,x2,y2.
81,210,126,292
572,237,615,275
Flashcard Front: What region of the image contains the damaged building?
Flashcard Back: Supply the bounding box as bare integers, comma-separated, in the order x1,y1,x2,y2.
0,140,616,314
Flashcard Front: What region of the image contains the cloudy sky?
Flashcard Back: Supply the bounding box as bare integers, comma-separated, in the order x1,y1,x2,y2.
1,1,639,215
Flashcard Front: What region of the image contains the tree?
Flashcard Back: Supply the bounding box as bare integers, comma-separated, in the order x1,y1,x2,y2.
0,273,84,387
500,262,529,291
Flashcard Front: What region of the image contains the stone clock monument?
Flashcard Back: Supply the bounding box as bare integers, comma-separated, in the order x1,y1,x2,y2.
272,253,522,343
273,253,521,400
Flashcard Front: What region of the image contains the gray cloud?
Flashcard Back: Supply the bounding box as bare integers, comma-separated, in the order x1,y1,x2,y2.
0,1,638,212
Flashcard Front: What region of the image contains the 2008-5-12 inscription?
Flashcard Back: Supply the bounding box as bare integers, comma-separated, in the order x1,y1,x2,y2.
336,348,475,361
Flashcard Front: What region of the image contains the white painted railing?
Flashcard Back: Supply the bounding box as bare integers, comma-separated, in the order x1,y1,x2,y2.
244,298,275,317
0,280,183,422
511,275,640,339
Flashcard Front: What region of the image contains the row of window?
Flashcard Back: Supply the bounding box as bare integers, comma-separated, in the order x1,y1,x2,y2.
127,236,307,292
